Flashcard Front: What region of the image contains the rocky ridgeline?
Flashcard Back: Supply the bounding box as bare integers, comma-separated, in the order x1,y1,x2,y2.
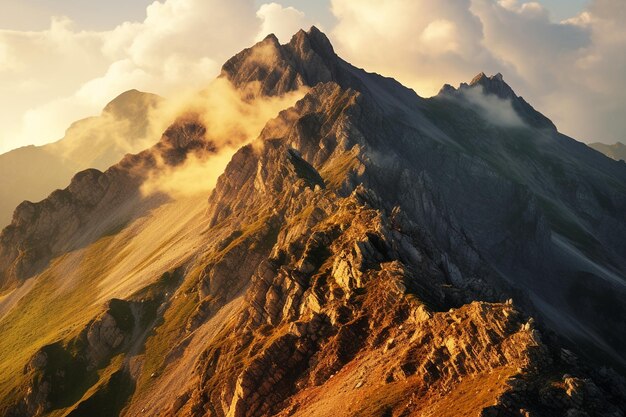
215,27,626,364
171,178,625,416
155,41,625,413
1,27,626,416
0,115,213,291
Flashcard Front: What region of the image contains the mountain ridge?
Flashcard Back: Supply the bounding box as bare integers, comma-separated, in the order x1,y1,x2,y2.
1,27,625,417
0,89,163,228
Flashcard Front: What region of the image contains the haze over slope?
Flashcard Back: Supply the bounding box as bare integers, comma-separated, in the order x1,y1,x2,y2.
0,90,163,227
0,28,625,417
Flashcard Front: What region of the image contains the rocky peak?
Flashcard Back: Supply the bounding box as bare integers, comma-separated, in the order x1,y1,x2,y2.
220,26,338,97
221,26,423,121
441,72,557,130
288,26,336,62
468,72,515,100
589,141,626,162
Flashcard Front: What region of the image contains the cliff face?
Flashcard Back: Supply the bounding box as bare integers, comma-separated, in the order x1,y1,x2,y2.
1,27,625,417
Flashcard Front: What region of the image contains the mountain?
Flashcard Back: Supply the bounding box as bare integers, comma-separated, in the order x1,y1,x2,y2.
1,27,625,417
0,90,163,227
590,141,626,162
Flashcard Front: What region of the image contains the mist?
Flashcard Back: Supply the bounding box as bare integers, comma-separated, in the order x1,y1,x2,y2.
49,91,165,170
461,87,525,127
140,78,309,198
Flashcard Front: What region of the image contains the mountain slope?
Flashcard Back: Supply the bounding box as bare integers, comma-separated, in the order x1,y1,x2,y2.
0,90,163,227
221,27,626,365
1,27,625,417
590,141,626,162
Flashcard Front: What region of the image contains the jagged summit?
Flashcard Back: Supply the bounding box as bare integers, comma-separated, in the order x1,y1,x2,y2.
220,26,338,97
290,25,336,60
468,72,513,99
221,26,422,113
439,71,557,130
445,71,518,100
590,141,626,162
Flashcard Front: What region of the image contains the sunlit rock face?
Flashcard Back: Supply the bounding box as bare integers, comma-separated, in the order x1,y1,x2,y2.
1,27,625,417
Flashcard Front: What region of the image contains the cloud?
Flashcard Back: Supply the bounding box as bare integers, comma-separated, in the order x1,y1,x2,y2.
140,78,308,198
256,3,318,42
0,17,113,152
330,0,504,96
329,0,626,143
0,0,312,154
140,150,235,198
462,87,525,127
474,0,626,142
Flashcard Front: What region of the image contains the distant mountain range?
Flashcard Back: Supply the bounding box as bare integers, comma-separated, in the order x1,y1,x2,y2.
590,141,626,162
0,90,162,227
0,27,624,417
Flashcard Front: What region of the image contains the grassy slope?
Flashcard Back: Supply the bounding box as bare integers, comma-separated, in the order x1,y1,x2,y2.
0,195,208,410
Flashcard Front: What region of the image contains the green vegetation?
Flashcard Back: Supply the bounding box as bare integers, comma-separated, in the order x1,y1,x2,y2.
0,195,202,412
0,235,120,405
320,150,361,190
206,210,278,265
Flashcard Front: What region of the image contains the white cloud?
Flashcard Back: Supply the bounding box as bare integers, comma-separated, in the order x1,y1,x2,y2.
330,0,506,96
0,0,275,153
256,2,318,43
329,0,626,143
420,20,461,55
462,87,525,127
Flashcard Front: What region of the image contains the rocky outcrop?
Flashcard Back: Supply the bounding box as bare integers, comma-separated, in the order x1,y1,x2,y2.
85,299,135,367
3,298,151,416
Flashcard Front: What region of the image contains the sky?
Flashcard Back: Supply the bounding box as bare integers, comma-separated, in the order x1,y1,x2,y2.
0,0,623,153
0,0,587,29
